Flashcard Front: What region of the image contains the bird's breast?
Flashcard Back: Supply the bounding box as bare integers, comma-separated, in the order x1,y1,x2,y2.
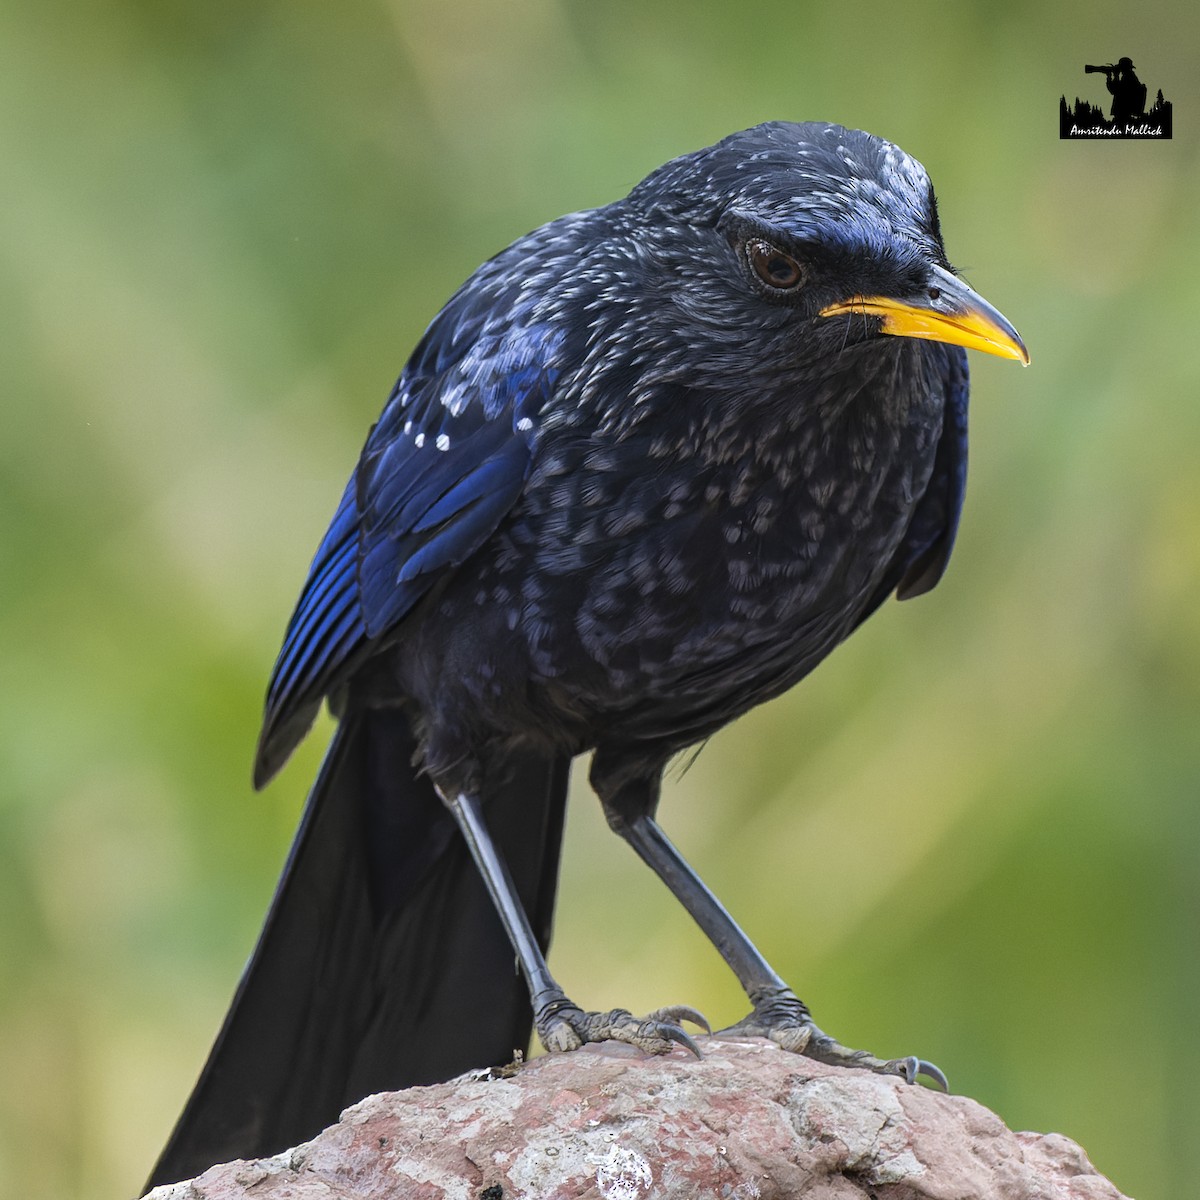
507,397,938,696
399,358,946,752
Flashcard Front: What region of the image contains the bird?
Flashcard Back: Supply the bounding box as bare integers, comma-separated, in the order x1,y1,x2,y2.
147,120,1027,1190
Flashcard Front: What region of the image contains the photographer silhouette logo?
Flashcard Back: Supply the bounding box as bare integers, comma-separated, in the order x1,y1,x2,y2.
1060,56,1173,138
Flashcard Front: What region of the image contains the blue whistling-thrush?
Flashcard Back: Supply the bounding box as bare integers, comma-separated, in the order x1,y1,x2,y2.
149,120,1027,1191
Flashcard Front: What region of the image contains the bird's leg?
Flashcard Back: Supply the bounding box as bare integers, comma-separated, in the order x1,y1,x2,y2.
439,788,708,1058
603,795,946,1089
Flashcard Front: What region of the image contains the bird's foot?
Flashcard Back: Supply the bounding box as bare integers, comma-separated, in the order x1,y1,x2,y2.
722,987,947,1090
534,994,709,1057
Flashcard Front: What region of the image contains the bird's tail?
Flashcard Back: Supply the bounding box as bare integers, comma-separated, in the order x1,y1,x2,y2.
146,709,569,1191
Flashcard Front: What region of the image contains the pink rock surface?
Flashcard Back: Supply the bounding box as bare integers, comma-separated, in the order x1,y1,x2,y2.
145,1037,1129,1200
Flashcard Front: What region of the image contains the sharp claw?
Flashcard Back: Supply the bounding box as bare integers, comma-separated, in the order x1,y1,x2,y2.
884,1055,949,1090
649,1004,711,1034
660,1023,703,1058
535,1000,709,1059
727,995,944,1090
917,1058,949,1091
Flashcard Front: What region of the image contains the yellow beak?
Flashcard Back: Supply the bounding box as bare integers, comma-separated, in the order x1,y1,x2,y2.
819,264,1029,365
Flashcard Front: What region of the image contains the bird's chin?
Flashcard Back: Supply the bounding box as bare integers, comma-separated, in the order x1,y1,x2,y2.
815,324,918,368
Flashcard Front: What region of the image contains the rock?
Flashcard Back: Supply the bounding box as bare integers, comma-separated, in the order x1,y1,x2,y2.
144,1037,1128,1200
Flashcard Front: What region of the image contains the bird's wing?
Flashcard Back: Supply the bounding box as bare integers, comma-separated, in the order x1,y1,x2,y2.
255,294,562,784
891,344,969,601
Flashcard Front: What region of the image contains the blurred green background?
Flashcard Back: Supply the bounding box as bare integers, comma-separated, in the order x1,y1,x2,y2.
2,1,1197,1197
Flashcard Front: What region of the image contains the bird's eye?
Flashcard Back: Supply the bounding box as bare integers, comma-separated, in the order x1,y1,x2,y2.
745,239,804,291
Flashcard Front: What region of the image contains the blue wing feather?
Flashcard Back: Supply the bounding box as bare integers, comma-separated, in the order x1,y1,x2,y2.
377,417,511,535
267,481,364,704
397,483,524,585
255,276,562,783
412,448,526,534
272,585,360,697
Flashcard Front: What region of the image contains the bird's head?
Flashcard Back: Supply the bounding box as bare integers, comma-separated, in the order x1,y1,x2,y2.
615,121,1027,395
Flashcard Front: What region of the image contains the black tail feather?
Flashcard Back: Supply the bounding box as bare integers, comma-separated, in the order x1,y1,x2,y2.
146,710,569,1191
